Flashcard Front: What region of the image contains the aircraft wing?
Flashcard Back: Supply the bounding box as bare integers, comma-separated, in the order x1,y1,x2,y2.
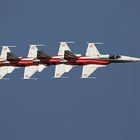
86,43,100,57
58,42,71,56
0,66,15,79
82,64,105,78
54,64,73,78
0,46,11,59
27,45,38,58
23,65,39,79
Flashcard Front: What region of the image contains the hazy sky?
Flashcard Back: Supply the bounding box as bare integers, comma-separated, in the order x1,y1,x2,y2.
0,0,140,140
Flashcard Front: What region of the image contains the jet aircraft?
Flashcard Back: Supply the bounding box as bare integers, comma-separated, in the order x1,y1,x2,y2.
54,42,140,78
0,42,139,79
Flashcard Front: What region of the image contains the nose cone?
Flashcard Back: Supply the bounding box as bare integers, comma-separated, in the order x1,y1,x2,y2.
131,57,140,62
120,56,140,62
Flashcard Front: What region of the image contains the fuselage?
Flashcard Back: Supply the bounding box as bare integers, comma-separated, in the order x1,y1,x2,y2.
64,54,140,66
0,54,140,67
38,56,65,66
0,56,65,67
65,58,110,65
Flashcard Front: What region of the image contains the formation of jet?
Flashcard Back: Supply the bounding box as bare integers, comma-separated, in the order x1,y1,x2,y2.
0,42,139,79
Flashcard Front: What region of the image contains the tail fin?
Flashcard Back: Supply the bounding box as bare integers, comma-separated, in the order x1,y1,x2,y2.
85,43,100,57
64,50,77,59
37,50,51,59
0,46,11,60
7,52,19,60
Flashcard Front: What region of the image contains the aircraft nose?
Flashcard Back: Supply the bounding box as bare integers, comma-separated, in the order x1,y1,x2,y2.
119,56,140,62
125,56,140,62
131,57,140,62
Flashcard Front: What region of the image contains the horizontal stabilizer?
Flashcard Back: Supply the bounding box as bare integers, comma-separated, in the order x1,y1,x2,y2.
37,50,51,59
64,50,77,59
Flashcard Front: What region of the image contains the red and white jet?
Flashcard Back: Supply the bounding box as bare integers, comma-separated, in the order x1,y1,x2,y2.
0,45,41,79
54,42,140,78
0,43,71,79
0,42,140,79
23,43,73,79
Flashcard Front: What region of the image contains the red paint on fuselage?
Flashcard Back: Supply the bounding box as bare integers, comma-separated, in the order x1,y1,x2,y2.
39,58,62,65
0,61,6,64
0,57,62,67
66,58,111,65
0,59,39,67
0,56,111,67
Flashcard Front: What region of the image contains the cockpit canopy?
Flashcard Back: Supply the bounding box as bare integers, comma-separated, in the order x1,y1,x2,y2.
109,55,121,59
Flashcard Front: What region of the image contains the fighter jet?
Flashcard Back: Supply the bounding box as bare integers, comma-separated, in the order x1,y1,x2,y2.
0,45,41,79
1,42,139,79
54,42,140,78
0,43,71,79
23,43,71,79
54,42,80,78
24,42,81,79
